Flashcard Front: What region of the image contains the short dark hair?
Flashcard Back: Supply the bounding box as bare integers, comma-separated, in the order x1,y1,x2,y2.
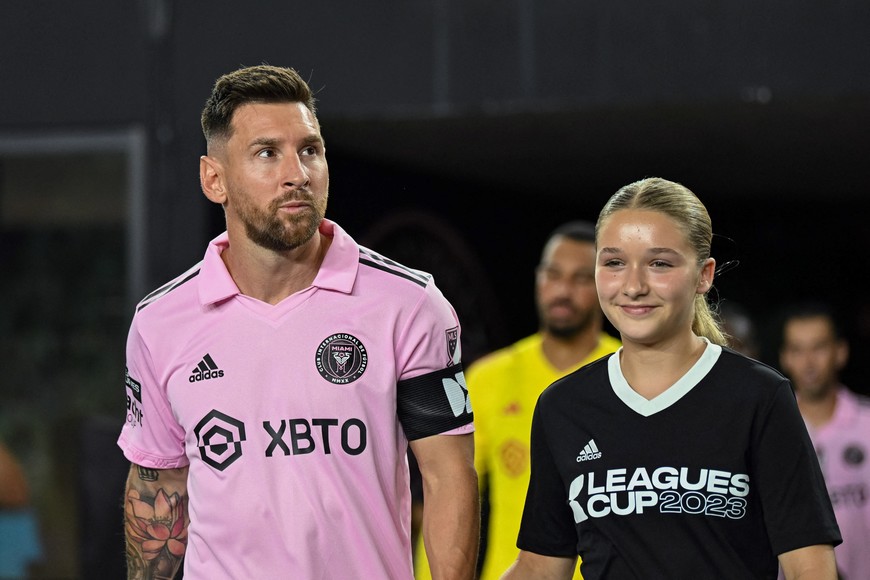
781,301,844,340
547,220,596,245
200,65,316,146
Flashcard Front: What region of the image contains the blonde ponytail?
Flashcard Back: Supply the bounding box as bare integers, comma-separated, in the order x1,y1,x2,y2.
693,295,727,346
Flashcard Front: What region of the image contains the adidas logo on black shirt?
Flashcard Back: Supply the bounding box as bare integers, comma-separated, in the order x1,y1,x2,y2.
576,439,602,462
189,354,224,383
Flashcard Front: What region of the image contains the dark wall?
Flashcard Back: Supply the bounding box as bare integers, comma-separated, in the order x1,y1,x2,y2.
1,2,148,127
4,1,870,126
3,0,869,376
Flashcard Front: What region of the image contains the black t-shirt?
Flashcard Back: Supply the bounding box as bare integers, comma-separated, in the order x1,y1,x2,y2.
517,344,841,579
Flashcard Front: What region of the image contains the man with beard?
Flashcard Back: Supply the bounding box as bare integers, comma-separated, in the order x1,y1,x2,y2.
419,222,619,580
118,65,478,580
780,302,870,579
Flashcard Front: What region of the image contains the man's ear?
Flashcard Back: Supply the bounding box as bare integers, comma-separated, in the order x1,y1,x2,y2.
200,155,227,204
835,339,849,372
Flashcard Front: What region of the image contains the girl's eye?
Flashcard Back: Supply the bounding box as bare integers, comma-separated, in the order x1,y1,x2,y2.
651,260,672,268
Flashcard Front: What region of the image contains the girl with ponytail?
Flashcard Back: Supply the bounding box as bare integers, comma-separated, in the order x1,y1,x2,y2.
504,178,840,580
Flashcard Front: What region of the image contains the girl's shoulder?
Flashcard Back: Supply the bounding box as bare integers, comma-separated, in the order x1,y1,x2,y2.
539,354,614,406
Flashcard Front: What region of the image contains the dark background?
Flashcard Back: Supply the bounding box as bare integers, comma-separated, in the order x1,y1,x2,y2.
1,1,869,577
3,1,868,357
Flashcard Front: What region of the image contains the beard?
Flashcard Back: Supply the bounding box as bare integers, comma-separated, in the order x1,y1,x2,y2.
233,188,327,252
539,300,596,339
794,376,837,402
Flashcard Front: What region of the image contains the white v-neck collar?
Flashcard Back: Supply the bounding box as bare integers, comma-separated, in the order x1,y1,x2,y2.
608,338,722,417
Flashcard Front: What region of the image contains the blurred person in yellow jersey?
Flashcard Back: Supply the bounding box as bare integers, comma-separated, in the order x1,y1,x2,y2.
415,221,619,579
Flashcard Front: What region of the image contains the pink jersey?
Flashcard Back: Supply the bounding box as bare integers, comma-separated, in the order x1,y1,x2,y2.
806,388,870,579
118,220,473,579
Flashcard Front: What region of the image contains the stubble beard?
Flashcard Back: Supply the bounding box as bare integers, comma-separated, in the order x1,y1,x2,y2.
795,377,837,402
237,190,326,252
541,303,596,340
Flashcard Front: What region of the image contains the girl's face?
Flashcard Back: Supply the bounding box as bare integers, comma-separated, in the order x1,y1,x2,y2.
595,209,715,348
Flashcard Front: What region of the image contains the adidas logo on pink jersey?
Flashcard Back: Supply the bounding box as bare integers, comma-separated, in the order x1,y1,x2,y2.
189,353,224,382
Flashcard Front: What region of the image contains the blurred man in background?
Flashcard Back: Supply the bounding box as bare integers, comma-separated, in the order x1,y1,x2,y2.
417,221,619,579
719,300,759,358
780,302,870,579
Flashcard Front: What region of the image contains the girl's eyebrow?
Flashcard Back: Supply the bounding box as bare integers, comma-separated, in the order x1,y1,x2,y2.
598,247,681,256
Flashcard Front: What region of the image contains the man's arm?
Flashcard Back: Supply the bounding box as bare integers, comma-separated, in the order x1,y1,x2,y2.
500,550,576,580
778,544,837,580
124,463,190,580
409,433,479,580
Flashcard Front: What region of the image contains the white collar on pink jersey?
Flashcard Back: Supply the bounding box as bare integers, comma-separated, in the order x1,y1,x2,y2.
197,219,359,306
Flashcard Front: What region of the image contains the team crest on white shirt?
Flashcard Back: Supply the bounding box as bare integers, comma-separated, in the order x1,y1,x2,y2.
316,333,369,384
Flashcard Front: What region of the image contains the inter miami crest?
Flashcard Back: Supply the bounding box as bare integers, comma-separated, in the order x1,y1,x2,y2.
446,326,460,366
316,333,368,384
844,444,865,466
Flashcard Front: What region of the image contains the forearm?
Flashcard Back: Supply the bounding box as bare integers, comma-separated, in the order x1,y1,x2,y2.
778,544,837,580
421,464,480,580
124,464,189,580
500,551,576,580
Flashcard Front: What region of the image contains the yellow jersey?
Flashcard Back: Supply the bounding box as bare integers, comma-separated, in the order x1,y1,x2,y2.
414,332,620,580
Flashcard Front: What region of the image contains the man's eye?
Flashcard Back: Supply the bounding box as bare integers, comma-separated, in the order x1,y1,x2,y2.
257,149,276,158
301,146,318,156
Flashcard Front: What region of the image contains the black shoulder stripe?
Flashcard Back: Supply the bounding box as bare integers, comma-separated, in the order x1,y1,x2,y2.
140,261,203,302
140,276,180,303
137,268,201,312
358,247,431,285
359,258,428,288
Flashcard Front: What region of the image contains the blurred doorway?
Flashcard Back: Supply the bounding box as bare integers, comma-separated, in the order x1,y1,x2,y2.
0,129,145,578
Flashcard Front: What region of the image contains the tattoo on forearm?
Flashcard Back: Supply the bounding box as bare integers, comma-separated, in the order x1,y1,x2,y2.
125,485,188,579
125,541,146,579
137,466,158,481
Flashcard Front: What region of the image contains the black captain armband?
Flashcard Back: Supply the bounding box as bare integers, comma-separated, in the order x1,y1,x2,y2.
397,365,473,441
